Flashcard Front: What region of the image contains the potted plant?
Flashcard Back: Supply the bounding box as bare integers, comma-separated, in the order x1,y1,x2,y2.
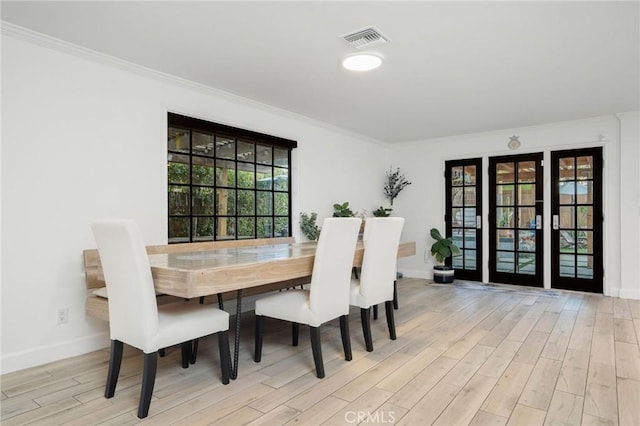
300,212,320,241
429,228,460,283
332,201,355,217
384,167,411,206
372,206,392,217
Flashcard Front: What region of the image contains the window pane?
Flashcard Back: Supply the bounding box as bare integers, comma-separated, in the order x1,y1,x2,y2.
256,165,272,190
168,154,190,184
518,230,536,251
192,187,213,215
216,217,235,240
577,255,594,279
216,160,235,187
576,156,593,180
215,135,235,159
452,187,463,207
464,208,476,227
518,184,536,206
257,217,273,238
496,163,514,184
237,163,255,189
238,217,255,239
518,161,536,183
274,148,288,167
580,181,593,204
497,251,515,273
578,231,592,254
216,189,235,215
169,186,190,215
452,208,464,227
497,230,514,250
257,191,272,215
274,168,288,191
237,190,255,215
192,157,214,186
274,217,289,237
464,250,476,270
169,217,189,242
559,157,575,181
452,166,464,186
237,140,255,162
452,253,463,268
464,165,476,185
464,187,476,206
274,193,288,215
464,230,476,249
256,144,272,165
191,131,214,157
560,231,575,253
496,185,514,206
168,128,190,154
517,253,536,274
497,207,514,228
452,228,463,248
560,254,575,277
517,207,536,228
577,206,593,229
193,217,214,241
560,206,575,229
559,182,576,205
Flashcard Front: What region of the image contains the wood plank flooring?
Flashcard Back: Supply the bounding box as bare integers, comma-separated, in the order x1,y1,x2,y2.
2,278,639,425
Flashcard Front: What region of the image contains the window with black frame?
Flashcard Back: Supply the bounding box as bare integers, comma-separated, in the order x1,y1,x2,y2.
167,113,297,243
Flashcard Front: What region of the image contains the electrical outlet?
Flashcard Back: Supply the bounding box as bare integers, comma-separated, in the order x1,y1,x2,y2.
57,308,68,325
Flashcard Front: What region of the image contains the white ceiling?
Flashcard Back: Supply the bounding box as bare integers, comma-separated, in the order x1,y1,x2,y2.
2,1,639,143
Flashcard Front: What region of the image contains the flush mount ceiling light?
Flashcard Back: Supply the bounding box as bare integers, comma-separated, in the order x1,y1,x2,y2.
342,53,383,71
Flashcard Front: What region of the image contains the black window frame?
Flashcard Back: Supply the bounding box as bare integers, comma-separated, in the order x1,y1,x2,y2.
167,113,297,243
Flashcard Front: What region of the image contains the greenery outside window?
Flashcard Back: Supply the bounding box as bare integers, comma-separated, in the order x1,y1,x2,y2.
168,113,297,243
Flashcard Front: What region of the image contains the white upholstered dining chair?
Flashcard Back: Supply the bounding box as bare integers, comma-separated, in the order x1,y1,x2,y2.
91,220,231,419
350,217,405,352
253,217,361,378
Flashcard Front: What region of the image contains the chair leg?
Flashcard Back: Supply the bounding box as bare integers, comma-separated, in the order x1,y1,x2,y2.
310,326,325,378
254,315,264,362
180,342,191,368
339,315,352,361
218,330,231,385
217,293,224,310
393,280,399,310
352,266,359,279
385,301,397,340
137,352,158,419
373,304,378,320
292,322,299,346
190,339,198,364
158,348,166,357
105,339,123,398
360,308,374,352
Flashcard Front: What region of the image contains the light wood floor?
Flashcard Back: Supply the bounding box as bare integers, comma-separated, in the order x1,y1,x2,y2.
2,278,640,425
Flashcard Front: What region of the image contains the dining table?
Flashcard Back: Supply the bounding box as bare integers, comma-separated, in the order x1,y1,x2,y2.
147,240,416,379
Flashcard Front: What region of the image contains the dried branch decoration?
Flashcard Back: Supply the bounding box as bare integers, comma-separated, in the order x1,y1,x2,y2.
384,167,412,206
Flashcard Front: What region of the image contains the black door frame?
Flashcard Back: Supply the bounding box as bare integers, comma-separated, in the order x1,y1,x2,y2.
550,147,603,293
489,153,544,287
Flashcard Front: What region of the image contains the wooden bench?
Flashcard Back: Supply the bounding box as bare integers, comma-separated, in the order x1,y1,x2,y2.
83,237,310,321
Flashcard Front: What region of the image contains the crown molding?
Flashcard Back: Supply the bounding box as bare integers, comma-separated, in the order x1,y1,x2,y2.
1,21,387,147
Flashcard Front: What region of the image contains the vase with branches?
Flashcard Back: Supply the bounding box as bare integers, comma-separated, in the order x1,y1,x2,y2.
384,167,411,206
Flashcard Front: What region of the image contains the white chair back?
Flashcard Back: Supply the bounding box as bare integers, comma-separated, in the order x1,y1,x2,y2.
309,218,361,322
91,220,159,351
358,218,405,304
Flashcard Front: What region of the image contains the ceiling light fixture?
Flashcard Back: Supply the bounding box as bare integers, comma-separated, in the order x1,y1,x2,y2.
342,53,383,72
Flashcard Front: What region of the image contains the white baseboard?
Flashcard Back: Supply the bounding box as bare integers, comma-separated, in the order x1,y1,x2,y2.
1,332,110,375
399,269,431,280
619,288,640,300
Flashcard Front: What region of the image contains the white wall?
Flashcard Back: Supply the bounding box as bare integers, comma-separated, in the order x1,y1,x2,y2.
391,114,638,300
0,31,389,374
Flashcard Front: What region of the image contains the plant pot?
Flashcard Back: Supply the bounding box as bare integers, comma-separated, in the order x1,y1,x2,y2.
433,265,455,283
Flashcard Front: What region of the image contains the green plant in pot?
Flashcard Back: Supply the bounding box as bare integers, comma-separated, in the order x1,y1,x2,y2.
300,212,320,241
332,202,355,217
372,206,392,217
430,228,460,283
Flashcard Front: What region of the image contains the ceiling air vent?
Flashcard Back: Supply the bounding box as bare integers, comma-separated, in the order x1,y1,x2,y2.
341,26,390,49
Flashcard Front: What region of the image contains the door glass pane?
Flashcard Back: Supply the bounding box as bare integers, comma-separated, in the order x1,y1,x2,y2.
560,231,575,253
559,182,576,204
518,184,536,206
518,230,536,251
452,166,464,185
452,228,463,248
497,208,514,228
559,206,575,229
464,229,476,249
517,253,536,274
577,206,593,229
559,158,575,181
464,187,476,206
452,208,464,227
518,161,536,183
579,231,593,254
580,181,593,204
464,208,476,227
452,188,464,206
496,163,514,184
517,207,536,228
464,166,476,184
560,254,575,277
496,185,515,206
464,250,476,269
577,255,594,279
497,252,515,273
497,230,514,250
576,156,593,180
453,254,463,268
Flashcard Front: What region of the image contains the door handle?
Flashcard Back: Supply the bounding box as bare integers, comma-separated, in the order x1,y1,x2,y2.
476,215,482,229
536,215,542,230
552,215,559,230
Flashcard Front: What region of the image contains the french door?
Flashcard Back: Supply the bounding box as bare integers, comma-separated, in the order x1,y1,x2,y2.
551,148,603,293
489,153,544,287
445,158,483,281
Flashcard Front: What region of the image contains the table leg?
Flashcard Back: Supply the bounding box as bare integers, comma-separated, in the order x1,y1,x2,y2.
229,289,242,380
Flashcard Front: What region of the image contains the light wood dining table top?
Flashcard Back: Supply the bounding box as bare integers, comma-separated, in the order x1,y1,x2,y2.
148,241,416,298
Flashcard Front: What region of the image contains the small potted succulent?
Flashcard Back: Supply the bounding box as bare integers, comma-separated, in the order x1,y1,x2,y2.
372,206,392,217
430,228,460,283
